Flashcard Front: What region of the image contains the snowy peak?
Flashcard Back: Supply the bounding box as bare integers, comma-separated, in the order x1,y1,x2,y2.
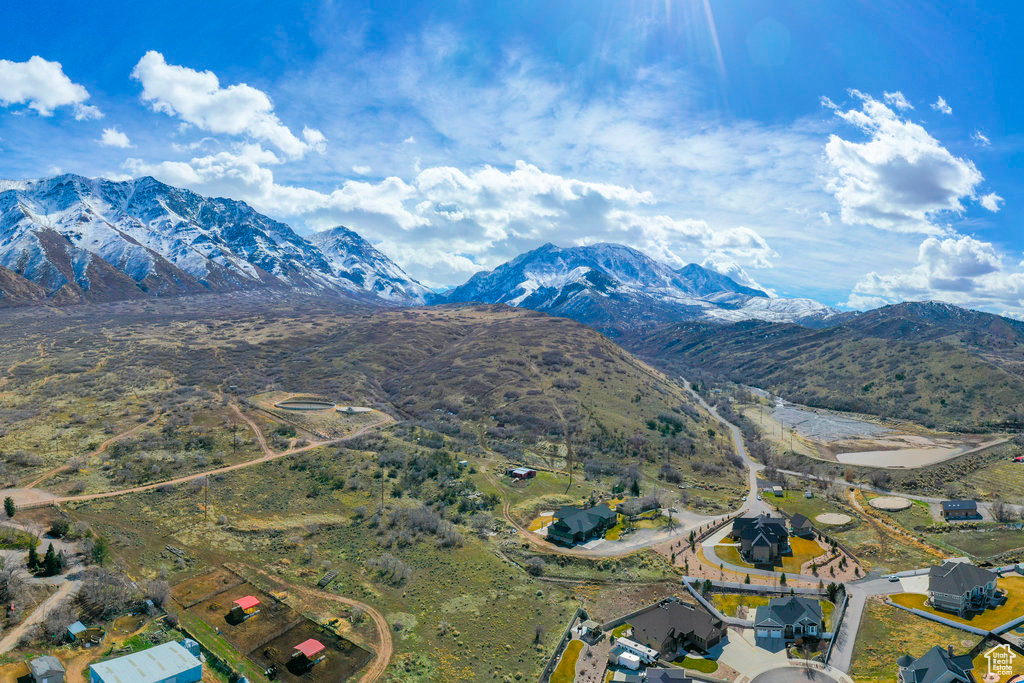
445,242,836,334
0,174,428,306
309,226,431,303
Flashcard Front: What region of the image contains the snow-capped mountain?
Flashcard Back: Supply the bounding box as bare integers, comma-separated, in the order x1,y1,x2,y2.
309,226,431,303
0,174,428,306
444,242,836,334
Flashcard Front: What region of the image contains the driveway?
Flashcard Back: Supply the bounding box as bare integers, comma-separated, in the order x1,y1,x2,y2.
751,668,848,683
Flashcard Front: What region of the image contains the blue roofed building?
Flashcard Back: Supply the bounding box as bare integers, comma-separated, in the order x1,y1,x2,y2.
89,640,202,683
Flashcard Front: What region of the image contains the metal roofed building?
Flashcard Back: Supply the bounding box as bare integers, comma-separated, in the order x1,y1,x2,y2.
88,640,202,683
29,655,65,683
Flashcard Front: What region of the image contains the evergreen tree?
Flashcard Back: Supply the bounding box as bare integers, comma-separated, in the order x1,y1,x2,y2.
43,543,60,577
630,478,640,497
3,496,14,518
26,543,39,572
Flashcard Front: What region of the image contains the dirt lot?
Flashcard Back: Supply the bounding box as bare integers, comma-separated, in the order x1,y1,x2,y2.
249,620,372,683
174,568,371,681
192,586,302,656
173,567,245,607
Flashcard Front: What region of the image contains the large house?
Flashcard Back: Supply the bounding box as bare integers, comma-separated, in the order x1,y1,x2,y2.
754,596,825,648
731,514,790,564
941,500,980,520
897,645,974,683
927,561,1000,616
627,599,726,657
546,504,617,545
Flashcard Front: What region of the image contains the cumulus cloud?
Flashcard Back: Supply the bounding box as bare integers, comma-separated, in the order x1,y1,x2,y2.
0,56,100,118
883,91,913,110
99,127,132,148
847,234,1024,312
130,51,323,158
931,96,952,115
126,149,774,287
700,255,772,294
980,192,1004,212
823,90,986,233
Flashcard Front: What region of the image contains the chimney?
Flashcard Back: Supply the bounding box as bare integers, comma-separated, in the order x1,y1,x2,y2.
947,644,954,657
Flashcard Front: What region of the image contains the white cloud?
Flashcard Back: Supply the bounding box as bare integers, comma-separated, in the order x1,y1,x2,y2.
847,234,1024,312
883,91,913,110
931,96,952,115
700,255,772,294
824,90,986,234
972,130,991,146
125,149,775,287
99,127,132,148
402,136,416,144
980,192,1003,212
130,51,323,158
0,56,100,118
352,165,372,175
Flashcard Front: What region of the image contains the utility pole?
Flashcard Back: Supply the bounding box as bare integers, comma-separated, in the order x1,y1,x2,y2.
380,465,385,514
205,479,209,522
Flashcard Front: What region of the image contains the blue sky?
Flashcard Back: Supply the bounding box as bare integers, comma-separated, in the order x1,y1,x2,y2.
1,1,1022,313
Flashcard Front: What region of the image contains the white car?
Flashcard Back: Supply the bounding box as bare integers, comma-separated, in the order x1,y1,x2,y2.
756,494,762,501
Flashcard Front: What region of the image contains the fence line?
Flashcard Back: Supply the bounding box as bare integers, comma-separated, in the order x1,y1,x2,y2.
823,592,849,665
538,606,585,683
885,599,990,636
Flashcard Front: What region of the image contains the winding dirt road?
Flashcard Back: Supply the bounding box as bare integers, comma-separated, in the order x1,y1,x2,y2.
8,406,394,508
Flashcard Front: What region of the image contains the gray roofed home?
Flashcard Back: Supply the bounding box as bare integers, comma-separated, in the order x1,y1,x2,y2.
627,599,725,657
730,513,790,564
754,596,825,650
546,503,617,545
644,670,695,682
897,645,974,683
789,513,815,537
941,499,980,520
927,561,1000,617
29,655,65,683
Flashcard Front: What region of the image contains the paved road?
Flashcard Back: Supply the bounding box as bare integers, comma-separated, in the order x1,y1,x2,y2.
751,668,846,683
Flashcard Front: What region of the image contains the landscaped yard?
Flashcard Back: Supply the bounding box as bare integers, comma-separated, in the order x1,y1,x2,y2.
891,576,1024,631
783,536,826,573
711,593,770,618
675,655,718,672
550,639,583,683
528,514,553,531
849,597,980,682
713,544,755,569
611,623,631,639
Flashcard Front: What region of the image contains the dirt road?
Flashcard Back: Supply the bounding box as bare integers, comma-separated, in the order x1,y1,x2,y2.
0,579,81,653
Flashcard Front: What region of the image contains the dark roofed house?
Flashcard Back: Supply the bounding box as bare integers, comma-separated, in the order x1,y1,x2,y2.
941,499,980,520
927,561,1000,616
754,596,825,650
731,514,789,564
897,645,974,683
627,599,725,658
789,513,815,538
547,504,617,545
644,670,695,683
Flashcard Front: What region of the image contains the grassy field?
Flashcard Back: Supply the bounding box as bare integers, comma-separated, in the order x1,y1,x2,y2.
550,639,582,683
675,655,718,672
891,576,1024,631
711,593,769,618
930,528,1024,559
849,597,980,682
713,544,755,569
871,497,933,532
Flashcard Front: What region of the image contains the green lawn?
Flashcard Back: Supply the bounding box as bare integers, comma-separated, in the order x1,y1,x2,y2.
611,623,631,639
712,537,823,573
850,597,979,682
891,576,1024,631
551,639,583,683
771,492,850,522
711,593,769,617
713,544,755,569
675,656,718,673
872,497,933,532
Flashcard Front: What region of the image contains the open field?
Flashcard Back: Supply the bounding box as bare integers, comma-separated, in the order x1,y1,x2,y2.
891,576,1024,631
849,597,981,682
929,528,1024,559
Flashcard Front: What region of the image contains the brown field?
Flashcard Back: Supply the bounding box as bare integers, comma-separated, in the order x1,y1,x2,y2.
191,587,303,656
172,567,244,607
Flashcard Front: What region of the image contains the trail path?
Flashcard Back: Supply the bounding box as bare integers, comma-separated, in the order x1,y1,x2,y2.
23,412,163,489
0,579,81,653
8,406,394,508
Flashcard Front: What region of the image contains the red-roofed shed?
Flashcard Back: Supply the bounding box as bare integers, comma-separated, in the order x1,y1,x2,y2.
233,596,261,614
293,639,326,659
